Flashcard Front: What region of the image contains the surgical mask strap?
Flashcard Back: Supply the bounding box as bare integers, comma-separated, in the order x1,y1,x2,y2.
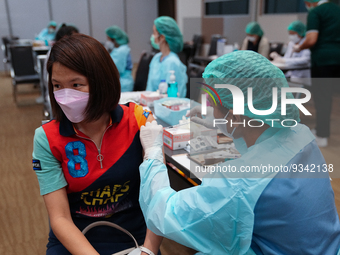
224,111,237,137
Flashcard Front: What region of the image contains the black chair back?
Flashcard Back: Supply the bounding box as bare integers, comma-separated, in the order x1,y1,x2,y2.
208,34,222,56
269,42,284,56
186,63,206,99
133,51,155,91
9,45,37,77
192,35,203,57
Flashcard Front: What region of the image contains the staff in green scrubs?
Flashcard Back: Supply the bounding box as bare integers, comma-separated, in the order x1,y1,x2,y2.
294,0,340,147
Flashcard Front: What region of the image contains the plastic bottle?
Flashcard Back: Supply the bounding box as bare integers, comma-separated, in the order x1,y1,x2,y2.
167,70,178,97
158,79,168,94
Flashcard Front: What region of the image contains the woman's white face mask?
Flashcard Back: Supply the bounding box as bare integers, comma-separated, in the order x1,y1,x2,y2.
289,34,301,44
247,36,256,42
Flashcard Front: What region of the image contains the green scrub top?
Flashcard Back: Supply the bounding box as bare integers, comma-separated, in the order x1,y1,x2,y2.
306,2,340,67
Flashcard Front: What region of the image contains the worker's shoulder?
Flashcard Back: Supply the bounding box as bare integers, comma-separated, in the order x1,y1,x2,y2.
314,2,340,13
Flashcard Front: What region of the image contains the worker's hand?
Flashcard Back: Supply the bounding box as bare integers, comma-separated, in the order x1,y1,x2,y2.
269,51,280,60
186,105,217,129
140,121,164,163
128,247,155,255
293,44,301,53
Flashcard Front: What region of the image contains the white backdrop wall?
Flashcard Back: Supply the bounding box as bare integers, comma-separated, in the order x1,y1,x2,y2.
126,0,158,64
0,0,157,70
50,0,91,36
90,0,125,43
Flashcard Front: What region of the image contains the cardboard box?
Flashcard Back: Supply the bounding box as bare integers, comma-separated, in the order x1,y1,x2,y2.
163,125,218,150
140,92,167,107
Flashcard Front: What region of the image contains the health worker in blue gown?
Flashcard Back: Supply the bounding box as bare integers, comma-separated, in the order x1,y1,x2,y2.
105,26,134,92
138,50,340,254
146,16,187,98
36,21,57,42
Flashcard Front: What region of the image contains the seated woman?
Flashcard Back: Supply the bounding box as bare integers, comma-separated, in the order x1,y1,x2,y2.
105,26,134,92
32,34,161,255
241,22,270,58
36,21,57,42
146,16,188,98
270,20,311,84
138,51,340,254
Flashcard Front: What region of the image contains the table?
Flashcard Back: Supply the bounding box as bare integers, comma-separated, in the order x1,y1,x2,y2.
150,108,202,190
33,46,50,55
271,61,310,71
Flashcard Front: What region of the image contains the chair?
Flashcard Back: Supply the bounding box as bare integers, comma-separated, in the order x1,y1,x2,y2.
186,63,206,99
183,34,203,65
269,42,284,56
208,34,222,56
133,51,155,91
1,36,19,74
9,45,40,103
37,54,53,119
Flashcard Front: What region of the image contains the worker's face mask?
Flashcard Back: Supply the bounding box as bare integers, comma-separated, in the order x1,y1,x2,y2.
54,88,89,123
215,111,237,140
150,34,160,50
247,36,256,42
289,34,301,44
105,40,115,52
48,28,55,34
305,3,315,11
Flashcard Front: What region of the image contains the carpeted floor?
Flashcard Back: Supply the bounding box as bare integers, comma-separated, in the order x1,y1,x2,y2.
0,72,339,255
0,73,196,255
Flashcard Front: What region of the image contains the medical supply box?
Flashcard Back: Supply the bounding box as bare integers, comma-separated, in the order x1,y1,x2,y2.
163,125,218,151
154,98,191,126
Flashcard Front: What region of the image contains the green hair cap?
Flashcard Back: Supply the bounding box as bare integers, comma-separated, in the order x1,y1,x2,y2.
154,16,183,53
202,50,300,128
245,22,264,37
105,26,129,45
287,20,306,37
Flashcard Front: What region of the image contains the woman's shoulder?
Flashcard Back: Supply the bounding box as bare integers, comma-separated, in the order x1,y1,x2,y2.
120,103,151,129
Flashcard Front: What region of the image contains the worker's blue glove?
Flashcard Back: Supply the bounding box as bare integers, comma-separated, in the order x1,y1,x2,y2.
186,105,217,129
140,120,164,163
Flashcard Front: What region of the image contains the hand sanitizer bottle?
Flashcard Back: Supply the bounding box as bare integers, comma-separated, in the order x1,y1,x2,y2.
167,70,178,97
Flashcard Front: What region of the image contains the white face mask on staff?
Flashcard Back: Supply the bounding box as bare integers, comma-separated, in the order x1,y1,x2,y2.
247,36,256,42
289,34,301,44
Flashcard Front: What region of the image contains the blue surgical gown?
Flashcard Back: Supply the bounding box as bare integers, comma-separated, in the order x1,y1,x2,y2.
146,52,187,98
139,124,340,254
35,28,56,42
110,44,134,92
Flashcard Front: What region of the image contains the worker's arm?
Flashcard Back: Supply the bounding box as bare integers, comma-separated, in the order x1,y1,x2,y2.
297,32,318,51
138,121,257,254
43,188,100,255
140,114,164,255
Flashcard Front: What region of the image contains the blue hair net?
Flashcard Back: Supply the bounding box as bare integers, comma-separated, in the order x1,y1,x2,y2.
105,26,129,45
154,16,183,53
245,22,264,37
48,21,57,27
287,21,306,37
202,50,300,128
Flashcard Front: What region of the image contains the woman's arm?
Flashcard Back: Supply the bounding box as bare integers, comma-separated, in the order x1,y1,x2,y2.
43,188,100,255
240,38,248,50
259,37,270,59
